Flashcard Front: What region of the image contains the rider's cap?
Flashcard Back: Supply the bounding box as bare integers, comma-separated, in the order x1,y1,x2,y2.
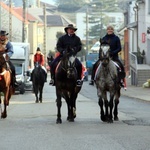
0,30,9,36
64,24,77,33
37,47,41,51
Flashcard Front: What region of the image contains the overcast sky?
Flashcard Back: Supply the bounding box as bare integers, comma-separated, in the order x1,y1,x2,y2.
41,0,56,5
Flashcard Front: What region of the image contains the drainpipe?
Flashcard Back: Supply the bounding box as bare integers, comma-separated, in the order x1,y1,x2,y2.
133,2,139,52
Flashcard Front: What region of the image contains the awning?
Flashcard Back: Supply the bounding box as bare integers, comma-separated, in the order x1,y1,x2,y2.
127,21,137,29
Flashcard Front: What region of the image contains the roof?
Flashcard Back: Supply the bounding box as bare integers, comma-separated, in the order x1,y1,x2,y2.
13,7,37,22
39,15,71,26
27,7,52,22
0,2,28,24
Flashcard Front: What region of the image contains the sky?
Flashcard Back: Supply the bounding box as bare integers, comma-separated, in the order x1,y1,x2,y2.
41,0,56,5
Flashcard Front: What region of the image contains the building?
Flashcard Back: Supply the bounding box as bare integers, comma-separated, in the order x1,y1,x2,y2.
124,0,150,86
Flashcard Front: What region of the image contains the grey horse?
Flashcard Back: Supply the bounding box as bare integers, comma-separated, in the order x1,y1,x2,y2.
95,39,121,123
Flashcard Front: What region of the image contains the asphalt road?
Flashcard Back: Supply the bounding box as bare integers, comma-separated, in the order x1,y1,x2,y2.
0,81,150,150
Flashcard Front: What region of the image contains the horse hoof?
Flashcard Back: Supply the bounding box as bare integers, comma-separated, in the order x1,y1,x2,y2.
67,116,70,121
1,113,7,119
101,116,107,122
56,118,62,124
69,118,74,122
35,100,38,103
114,116,119,121
107,119,113,123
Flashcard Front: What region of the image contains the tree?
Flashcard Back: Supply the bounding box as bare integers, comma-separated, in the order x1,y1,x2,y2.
87,0,122,39
54,0,87,12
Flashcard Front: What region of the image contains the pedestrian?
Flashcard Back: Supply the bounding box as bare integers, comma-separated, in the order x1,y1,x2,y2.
0,30,18,88
49,24,83,86
89,25,125,87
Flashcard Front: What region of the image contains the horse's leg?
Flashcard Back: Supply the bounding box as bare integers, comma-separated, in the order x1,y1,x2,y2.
114,89,120,121
1,96,7,119
56,90,62,124
73,93,77,119
98,96,105,122
68,93,76,122
103,93,109,121
66,98,70,121
108,93,115,123
33,85,38,103
39,85,43,103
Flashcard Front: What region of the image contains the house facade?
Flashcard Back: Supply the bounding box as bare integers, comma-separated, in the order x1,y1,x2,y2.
125,0,150,86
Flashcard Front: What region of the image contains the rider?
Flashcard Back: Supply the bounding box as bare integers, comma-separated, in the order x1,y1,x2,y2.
0,30,18,88
89,25,126,86
49,24,83,87
30,47,47,82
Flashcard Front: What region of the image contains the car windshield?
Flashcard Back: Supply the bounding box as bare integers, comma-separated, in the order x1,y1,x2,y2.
15,64,22,75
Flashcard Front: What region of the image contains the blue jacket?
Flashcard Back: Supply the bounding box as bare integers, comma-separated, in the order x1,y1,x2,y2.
102,33,121,59
6,41,14,57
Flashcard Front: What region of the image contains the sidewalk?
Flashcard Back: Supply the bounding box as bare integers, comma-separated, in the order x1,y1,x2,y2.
121,77,150,101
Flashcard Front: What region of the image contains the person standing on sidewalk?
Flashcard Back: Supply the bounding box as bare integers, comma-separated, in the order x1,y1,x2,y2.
89,25,126,87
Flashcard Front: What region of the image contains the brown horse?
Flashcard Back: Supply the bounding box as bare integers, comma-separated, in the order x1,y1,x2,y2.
0,51,13,118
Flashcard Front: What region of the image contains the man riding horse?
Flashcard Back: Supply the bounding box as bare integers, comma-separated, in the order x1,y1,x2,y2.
89,25,126,88
30,47,47,82
0,30,18,88
49,24,83,87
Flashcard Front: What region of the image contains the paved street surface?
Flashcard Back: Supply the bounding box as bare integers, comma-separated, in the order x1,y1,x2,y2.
0,77,150,150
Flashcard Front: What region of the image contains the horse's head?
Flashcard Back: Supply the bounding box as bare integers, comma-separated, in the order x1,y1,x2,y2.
61,47,76,79
99,38,111,67
34,62,41,70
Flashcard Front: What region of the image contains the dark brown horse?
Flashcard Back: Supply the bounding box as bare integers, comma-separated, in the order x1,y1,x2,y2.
0,51,13,118
55,47,81,124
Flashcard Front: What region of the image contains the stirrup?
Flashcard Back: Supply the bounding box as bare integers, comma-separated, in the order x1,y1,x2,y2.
77,80,82,87
49,79,55,85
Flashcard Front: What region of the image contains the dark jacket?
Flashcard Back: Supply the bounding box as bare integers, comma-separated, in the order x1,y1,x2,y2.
102,33,121,59
56,34,82,55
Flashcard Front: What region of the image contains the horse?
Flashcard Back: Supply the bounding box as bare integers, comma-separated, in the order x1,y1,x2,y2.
0,51,13,118
32,62,45,103
95,39,121,123
55,47,81,124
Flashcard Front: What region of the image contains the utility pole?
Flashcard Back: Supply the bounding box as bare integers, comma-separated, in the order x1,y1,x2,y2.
86,6,89,55
9,0,12,41
22,0,26,42
43,3,47,64
0,0,1,30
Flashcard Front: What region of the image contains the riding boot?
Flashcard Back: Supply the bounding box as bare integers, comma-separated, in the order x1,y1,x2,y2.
76,67,83,87
49,74,55,86
45,73,47,82
30,72,33,81
89,68,95,85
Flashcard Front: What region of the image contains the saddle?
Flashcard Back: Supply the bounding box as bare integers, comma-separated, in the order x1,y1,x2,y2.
112,61,126,79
